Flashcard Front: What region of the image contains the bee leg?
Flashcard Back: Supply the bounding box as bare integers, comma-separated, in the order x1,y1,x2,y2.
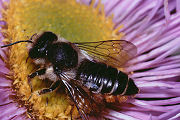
28,68,46,100
70,105,75,120
46,97,48,106
26,56,30,63
28,68,46,92
30,33,38,40
38,80,61,95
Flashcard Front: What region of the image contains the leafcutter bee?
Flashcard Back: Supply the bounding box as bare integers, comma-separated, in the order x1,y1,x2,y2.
1,31,139,120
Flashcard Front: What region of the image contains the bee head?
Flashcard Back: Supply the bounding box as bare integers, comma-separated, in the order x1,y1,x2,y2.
1,31,58,60
29,31,58,59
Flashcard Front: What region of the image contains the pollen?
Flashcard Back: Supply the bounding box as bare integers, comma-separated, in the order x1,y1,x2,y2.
1,0,123,119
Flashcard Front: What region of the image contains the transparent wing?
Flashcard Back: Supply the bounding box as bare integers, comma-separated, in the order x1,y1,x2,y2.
61,74,100,120
62,80,89,120
74,40,137,67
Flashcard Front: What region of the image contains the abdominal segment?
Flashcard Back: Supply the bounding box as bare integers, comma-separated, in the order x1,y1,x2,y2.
76,60,139,96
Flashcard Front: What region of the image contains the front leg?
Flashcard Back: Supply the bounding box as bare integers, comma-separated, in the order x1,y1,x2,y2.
28,68,46,79
28,68,46,100
28,68,46,92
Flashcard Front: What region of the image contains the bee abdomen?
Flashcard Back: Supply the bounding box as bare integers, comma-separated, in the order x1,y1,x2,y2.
76,60,139,95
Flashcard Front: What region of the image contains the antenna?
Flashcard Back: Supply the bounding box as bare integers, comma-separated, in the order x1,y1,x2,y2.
1,40,33,48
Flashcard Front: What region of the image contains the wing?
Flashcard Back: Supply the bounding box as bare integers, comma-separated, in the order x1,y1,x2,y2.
62,80,89,120
61,77,101,120
74,40,137,67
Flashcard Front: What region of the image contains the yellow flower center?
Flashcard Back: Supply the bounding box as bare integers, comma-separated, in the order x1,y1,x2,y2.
2,0,124,119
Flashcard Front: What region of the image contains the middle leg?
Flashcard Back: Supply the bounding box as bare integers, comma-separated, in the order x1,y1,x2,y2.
38,80,61,95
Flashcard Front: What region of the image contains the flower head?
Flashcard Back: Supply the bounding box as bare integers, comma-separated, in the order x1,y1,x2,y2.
0,0,180,120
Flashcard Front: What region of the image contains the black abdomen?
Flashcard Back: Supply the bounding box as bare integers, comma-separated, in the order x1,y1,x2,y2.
76,60,139,95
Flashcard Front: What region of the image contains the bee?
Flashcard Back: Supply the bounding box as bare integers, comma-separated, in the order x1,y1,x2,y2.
1,31,139,120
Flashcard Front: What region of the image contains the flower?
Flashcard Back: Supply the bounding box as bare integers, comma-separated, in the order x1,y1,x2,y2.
101,0,180,120
0,1,30,120
0,0,180,120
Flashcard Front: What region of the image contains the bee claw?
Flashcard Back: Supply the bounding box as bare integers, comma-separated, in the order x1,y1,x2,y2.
27,93,32,101
27,91,40,101
34,91,40,96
